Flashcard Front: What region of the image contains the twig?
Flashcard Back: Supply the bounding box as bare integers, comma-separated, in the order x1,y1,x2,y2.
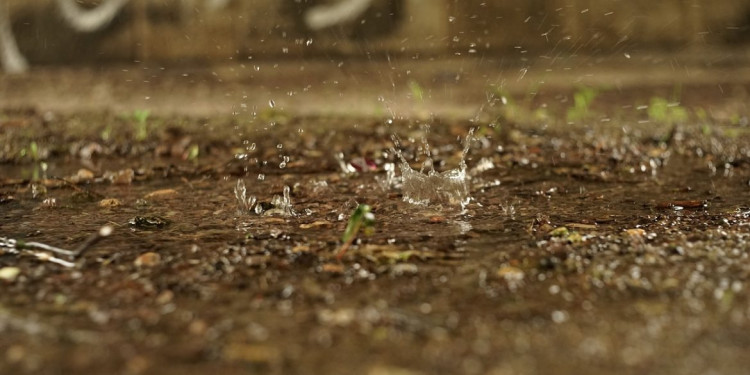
0,225,113,268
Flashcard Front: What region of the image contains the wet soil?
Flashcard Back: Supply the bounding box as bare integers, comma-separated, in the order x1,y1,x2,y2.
2,58,750,374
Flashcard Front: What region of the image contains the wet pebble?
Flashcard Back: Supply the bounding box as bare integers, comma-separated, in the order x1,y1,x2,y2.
188,319,208,335
106,168,134,185
5,345,26,364
0,267,21,282
155,290,174,304
319,263,345,274
390,263,419,276
134,252,162,267
67,168,95,183
98,198,122,208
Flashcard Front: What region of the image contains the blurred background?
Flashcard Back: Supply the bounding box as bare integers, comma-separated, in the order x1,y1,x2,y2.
6,0,750,66
3,0,750,119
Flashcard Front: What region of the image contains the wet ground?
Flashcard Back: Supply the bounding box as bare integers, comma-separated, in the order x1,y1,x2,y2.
2,53,750,374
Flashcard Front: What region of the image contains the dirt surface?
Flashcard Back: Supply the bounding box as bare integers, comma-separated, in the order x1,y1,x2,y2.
2,54,750,374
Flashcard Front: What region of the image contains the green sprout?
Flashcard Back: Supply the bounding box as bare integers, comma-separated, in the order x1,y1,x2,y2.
647,97,687,125
566,86,598,122
186,144,200,161
100,123,113,142
489,86,549,126
336,204,375,260
408,79,424,102
133,109,151,141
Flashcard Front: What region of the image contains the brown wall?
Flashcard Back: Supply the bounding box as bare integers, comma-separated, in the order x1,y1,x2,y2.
7,0,750,66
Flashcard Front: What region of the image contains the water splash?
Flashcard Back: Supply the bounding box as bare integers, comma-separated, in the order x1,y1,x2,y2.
234,179,256,214
235,181,295,217
269,186,296,217
394,128,474,209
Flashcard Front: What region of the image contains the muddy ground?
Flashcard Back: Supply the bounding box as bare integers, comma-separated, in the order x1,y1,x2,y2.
2,53,750,374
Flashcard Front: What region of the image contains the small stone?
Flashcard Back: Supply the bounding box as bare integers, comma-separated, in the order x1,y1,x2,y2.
108,169,134,185
5,345,25,363
98,198,123,208
390,263,419,276
320,263,344,274
134,252,161,267
0,267,21,282
76,168,95,180
497,265,524,282
188,319,208,335
292,244,311,253
155,290,174,304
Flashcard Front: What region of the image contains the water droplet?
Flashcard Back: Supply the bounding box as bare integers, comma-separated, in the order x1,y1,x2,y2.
268,100,275,108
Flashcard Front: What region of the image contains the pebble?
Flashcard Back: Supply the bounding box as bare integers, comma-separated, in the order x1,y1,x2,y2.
134,252,161,267
390,263,419,276
98,198,123,208
0,267,21,282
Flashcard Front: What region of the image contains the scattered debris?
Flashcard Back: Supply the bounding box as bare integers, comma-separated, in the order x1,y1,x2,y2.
0,226,113,267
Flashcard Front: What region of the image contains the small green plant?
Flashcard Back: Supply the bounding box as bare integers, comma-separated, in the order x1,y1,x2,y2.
566,86,598,122
258,107,289,124
647,97,687,125
336,204,375,259
28,141,39,161
133,109,151,141
100,123,113,142
408,79,424,102
487,87,549,126
186,144,200,161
